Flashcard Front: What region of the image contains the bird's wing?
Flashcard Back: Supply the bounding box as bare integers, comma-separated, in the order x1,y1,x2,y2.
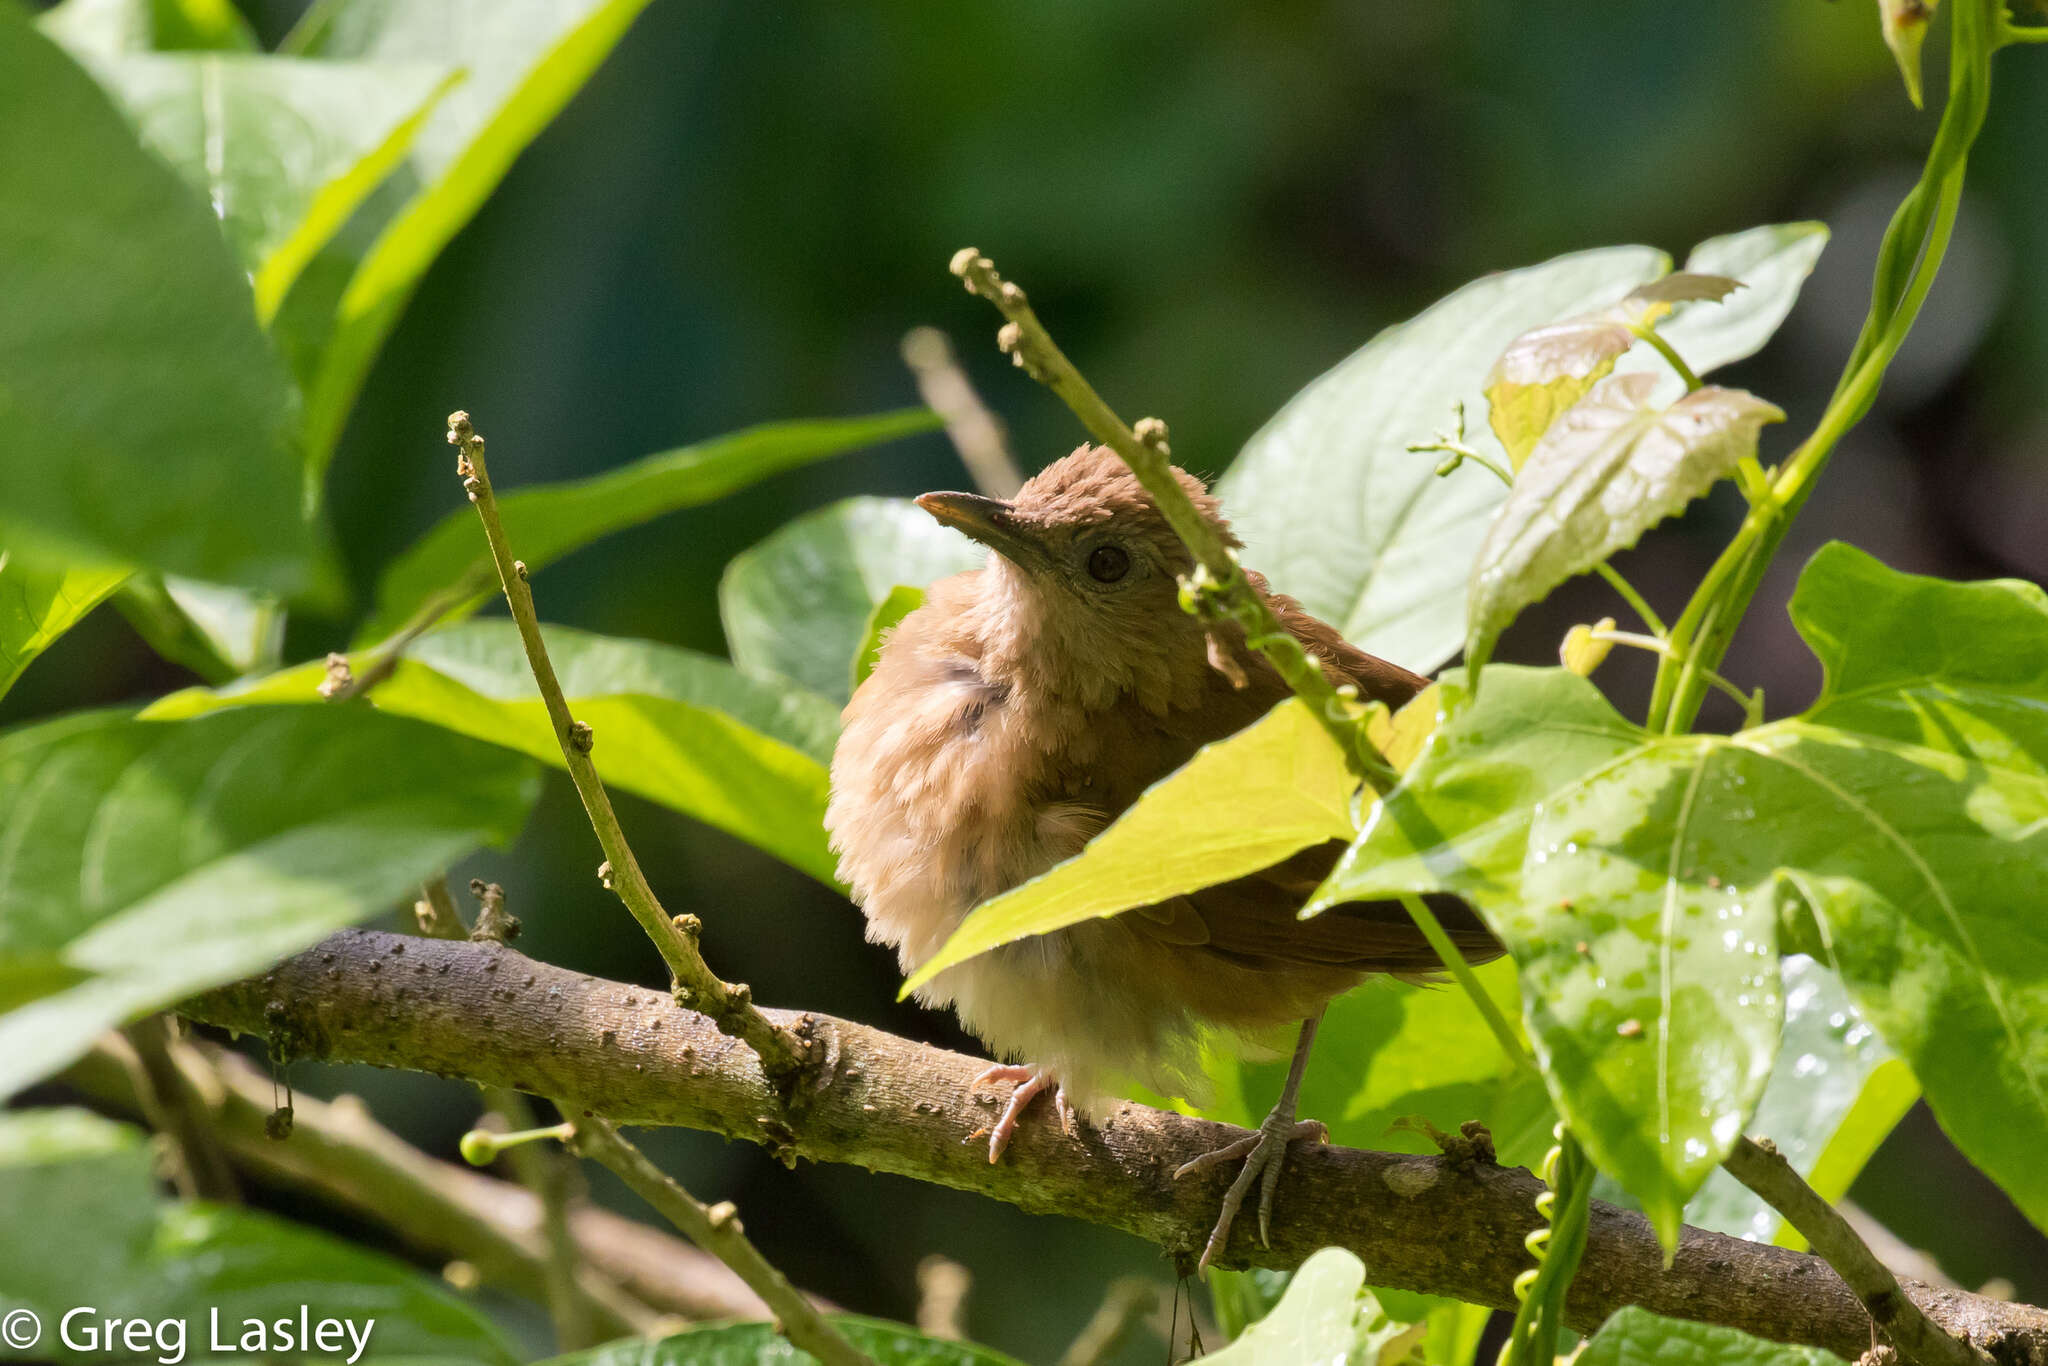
1130,842,1502,974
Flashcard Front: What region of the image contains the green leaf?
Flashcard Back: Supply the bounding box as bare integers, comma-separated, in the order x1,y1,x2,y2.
1579,1306,1849,1366
283,0,660,483
1483,272,1738,472
1219,244,1670,675
1680,954,1915,1244
721,496,984,704
1198,1248,1418,1366
0,706,538,1099
148,620,845,885
71,51,462,323
1326,613,2048,1243
1221,225,1823,674
538,1316,1026,1365
1779,544,2048,1235
0,1108,520,1364
903,700,1355,996
1792,541,2048,774
0,9,315,594
38,0,256,55
1202,958,1556,1176
0,551,129,702
853,585,926,693
1316,667,1780,1247
1467,377,1783,667
361,413,939,646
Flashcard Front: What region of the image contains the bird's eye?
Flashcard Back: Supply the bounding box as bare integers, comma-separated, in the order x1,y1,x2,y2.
1086,544,1131,584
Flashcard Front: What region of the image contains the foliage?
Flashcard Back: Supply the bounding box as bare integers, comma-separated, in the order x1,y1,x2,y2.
0,1,2044,1363
539,1318,1026,1366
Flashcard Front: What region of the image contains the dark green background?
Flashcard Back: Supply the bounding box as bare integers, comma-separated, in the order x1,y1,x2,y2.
14,2,2048,1359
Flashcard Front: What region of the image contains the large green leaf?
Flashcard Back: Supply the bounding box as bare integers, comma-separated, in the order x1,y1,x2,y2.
539,1316,1025,1366
1316,667,1777,1247
1324,587,2048,1244
71,51,460,321
1219,225,1824,675
1466,377,1783,666
0,551,129,702
721,496,983,704
282,0,661,482
0,706,538,1099
1579,1306,1848,1366
361,413,939,646
149,620,845,885
903,700,1355,995
0,9,314,593
0,1108,520,1365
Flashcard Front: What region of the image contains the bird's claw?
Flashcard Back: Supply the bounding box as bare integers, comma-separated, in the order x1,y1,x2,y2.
968,1064,1072,1162
1174,1116,1327,1276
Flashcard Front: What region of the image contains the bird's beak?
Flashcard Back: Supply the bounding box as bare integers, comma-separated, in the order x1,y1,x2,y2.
916,492,1047,568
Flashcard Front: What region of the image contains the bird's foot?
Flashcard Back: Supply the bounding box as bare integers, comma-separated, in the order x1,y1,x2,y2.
964,1064,1074,1163
1173,1112,1328,1276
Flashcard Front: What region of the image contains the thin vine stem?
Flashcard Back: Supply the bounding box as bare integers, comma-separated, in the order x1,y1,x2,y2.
1636,327,1702,392
1593,563,1667,637
1648,0,1994,735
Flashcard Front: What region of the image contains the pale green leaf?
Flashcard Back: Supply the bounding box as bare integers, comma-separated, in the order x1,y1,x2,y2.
285,0,661,482
0,1108,521,1364
1580,1306,1849,1366
148,620,844,885
361,412,939,646
722,496,982,704
1199,1249,1419,1366
1219,244,1670,675
853,584,926,693
1644,224,1829,383
0,551,129,702
1681,954,1914,1245
0,707,538,1098
1221,226,1822,675
1467,376,1783,666
0,9,315,593
903,700,1355,995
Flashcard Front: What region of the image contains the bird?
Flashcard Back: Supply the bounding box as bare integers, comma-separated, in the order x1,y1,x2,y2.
824,443,1502,1270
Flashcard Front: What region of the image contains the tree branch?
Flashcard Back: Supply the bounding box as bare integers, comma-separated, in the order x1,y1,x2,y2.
445,410,811,1086
900,326,1024,498
65,1037,787,1329
1723,1136,1993,1366
181,930,2048,1365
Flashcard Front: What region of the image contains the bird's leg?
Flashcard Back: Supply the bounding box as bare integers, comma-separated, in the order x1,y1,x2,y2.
1173,1013,1328,1276
966,1063,1074,1163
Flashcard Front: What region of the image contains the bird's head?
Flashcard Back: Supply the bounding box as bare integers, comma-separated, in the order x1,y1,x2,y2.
916,444,1238,705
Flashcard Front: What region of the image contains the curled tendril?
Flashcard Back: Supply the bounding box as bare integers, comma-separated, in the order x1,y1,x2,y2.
1498,1121,1572,1366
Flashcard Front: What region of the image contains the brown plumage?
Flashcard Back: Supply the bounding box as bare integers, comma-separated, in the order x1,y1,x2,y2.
825,445,1500,1160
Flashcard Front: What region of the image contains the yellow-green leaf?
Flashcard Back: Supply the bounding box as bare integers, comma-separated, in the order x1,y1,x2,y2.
903,700,1355,996
851,584,924,693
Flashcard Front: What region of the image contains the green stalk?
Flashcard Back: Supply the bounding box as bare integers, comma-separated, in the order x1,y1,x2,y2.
1647,0,1997,734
